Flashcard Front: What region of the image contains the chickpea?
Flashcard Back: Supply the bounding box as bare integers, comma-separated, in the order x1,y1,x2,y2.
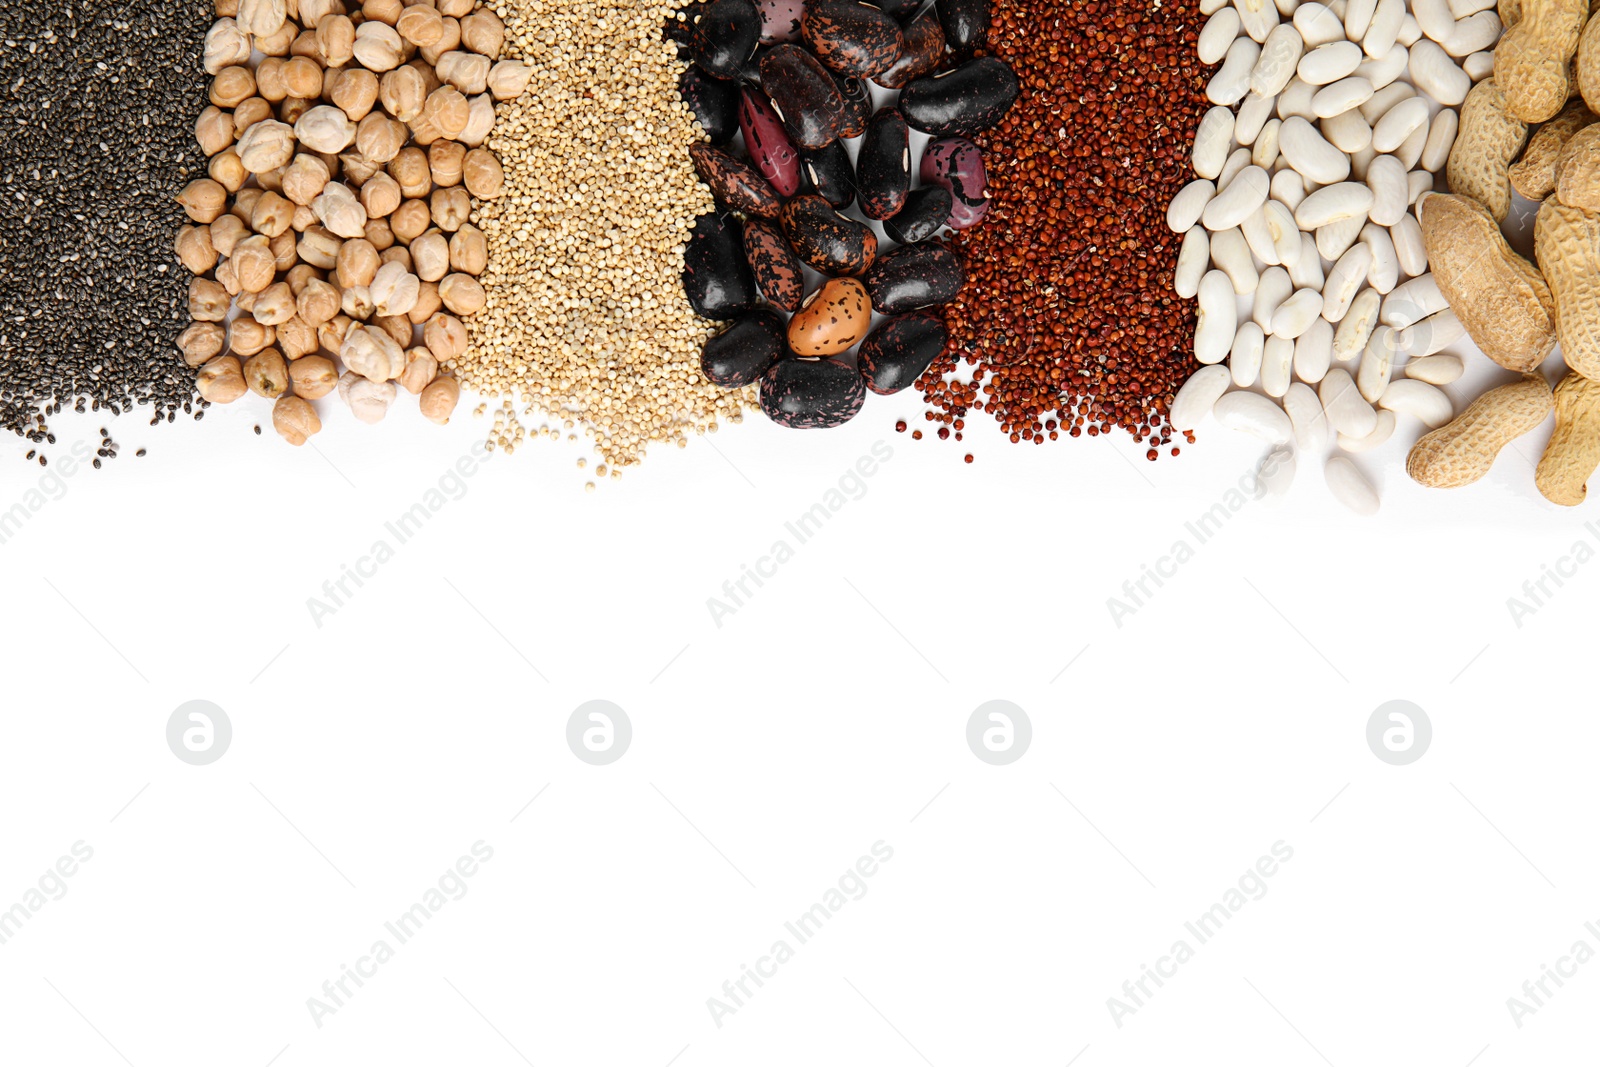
430,185,471,231
299,0,342,25
486,59,532,101
233,96,276,137
380,245,412,271
459,92,494,147
298,225,343,270
437,51,489,96
363,0,404,25
204,17,252,75
178,178,227,224
208,149,247,193
419,375,460,424
338,151,382,186
314,182,369,239
423,311,466,363
291,29,323,61
420,16,462,66
336,237,381,288
360,171,403,218
210,213,249,257
396,4,443,46
215,256,241,296
438,273,484,316
317,13,357,67
254,282,298,326
423,86,469,139
278,315,321,360
252,190,296,237
365,216,396,251
177,322,227,367
462,148,504,199
408,110,444,148
284,56,325,100
233,234,279,293
353,20,404,71
388,146,432,198
341,284,374,320
285,263,323,296
273,394,323,446
290,354,340,399
371,260,420,317
459,9,504,59
428,139,464,187
255,57,289,103
236,120,296,173
293,204,318,233
408,280,441,324
196,106,236,156
210,65,257,108
255,20,299,57
448,223,486,276
398,345,437,393
271,230,299,272
317,313,353,355
245,349,291,399
357,111,408,163
197,355,249,403
374,313,413,347
410,230,449,281
279,97,314,126
342,323,407,381
175,225,219,275
282,154,331,207
189,277,231,321
229,317,277,357
379,65,427,123
296,105,357,154
332,66,379,121
233,284,254,311
340,371,398,423
390,198,431,242
437,0,473,17
215,0,242,16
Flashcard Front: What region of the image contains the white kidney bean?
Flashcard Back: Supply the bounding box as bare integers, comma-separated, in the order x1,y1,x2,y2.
1192,107,1235,180
1272,289,1327,338
1349,141,1377,180
1271,167,1308,210
1278,76,1320,120
1325,455,1380,515
1243,207,1283,265
1279,116,1352,183
1258,445,1298,495
1206,165,1272,230
1201,0,1229,13
1320,367,1378,436
1262,334,1295,395
1356,42,1410,89
1412,0,1457,42
1333,288,1381,361
1445,11,1500,57
1363,0,1404,57
1231,322,1267,386
1379,378,1453,427
1199,6,1244,63
1235,0,1281,42
1321,244,1373,322
1252,25,1305,97
1210,37,1262,105
1448,0,1496,16
1288,233,1325,292
1323,108,1373,152
1358,324,1400,401
1395,307,1465,355
1295,3,1348,47
1390,213,1426,276
1211,226,1260,293
1168,178,1217,232
1295,318,1335,383
1235,91,1276,146
1216,147,1255,193
1299,40,1364,84
1359,81,1415,124
1254,266,1295,329
1365,154,1409,225
1404,353,1465,385
1337,408,1396,451
1253,118,1284,167
1216,389,1294,442
1312,76,1376,117
1409,38,1471,104
1371,96,1428,151
1195,271,1239,363
1318,211,1369,259
1283,381,1330,449
1397,12,1422,47
1170,365,1234,429
1463,50,1494,81
1410,172,1436,209
1296,181,1374,228
1264,200,1302,264
1381,274,1448,327
1345,0,1377,40
1420,109,1457,171
1175,227,1211,299
1360,223,1400,292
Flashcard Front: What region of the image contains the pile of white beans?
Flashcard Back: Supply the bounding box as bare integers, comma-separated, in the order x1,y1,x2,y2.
1165,0,1499,515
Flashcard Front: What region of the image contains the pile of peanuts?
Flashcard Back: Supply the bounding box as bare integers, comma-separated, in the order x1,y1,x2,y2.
1165,0,1492,515
173,0,530,444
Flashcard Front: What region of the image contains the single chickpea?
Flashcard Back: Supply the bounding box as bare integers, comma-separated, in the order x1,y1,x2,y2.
317,313,353,354
271,229,299,271
229,317,277,357
233,96,276,137
462,148,504,199
423,311,466,362
363,0,404,25
210,213,249,257
379,64,428,122
297,278,342,326
336,237,381,288
279,95,314,126
189,277,231,321
252,190,297,237
175,225,219,275
282,154,332,206
365,216,396,251
290,29,323,61
373,313,413,347
398,346,437,393
298,225,343,270
423,85,469,139
253,282,298,326
317,13,357,67
408,280,441,324
439,273,485,316
273,394,324,446
254,58,289,103
410,230,450,281
289,354,340,399
388,146,432,198
177,178,227,224
430,185,471,231
255,20,298,57
277,315,321,360
357,111,408,163
420,16,462,66
197,355,249,403
379,245,412,271
428,139,465,187
396,4,444,46
437,51,490,95
420,375,461,424
196,106,236,156
284,56,325,100
332,66,379,120
360,171,403,219
177,322,227,367
389,198,431,242
459,9,504,59
353,20,405,70
211,65,257,107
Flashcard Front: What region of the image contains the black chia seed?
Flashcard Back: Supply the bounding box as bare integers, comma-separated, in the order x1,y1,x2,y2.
0,1,207,454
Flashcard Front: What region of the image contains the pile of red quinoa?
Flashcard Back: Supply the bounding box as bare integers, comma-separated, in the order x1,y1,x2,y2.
921,0,1212,459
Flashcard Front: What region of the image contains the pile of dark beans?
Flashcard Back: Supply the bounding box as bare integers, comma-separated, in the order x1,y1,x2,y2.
669,0,1016,429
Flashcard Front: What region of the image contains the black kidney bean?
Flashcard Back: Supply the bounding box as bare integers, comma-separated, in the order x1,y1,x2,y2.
919,136,990,228
691,0,763,81
871,0,923,18
936,0,989,58
781,194,877,276
802,0,906,79
796,140,855,209
738,87,802,198
882,185,953,244
680,67,741,145
702,307,788,388
828,68,872,139
857,312,949,395
876,9,945,90
742,219,807,311
899,57,1019,138
862,242,964,313
683,213,758,320
689,143,783,219
760,357,866,428
760,44,845,149
734,42,775,85
756,0,806,43
856,106,911,220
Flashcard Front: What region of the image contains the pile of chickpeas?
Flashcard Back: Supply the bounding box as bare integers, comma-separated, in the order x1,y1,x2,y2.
173,0,530,444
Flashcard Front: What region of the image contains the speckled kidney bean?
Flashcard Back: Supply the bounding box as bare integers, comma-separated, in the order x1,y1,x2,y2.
742,218,806,311
899,57,1019,138
760,356,867,428
689,143,782,219
781,194,877,276
701,307,788,387
862,242,964,313
738,87,801,197
828,67,872,139
856,105,911,220
919,136,989,229
760,44,844,149
679,67,740,145
691,0,764,81
787,276,872,356
937,0,990,58
798,140,855,208
756,0,806,43
876,8,944,90
802,0,905,79
882,185,952,244
683,212,757,321
858,312,948,395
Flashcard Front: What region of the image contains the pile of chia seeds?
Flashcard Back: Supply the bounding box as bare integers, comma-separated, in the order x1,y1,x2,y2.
0,0,209,463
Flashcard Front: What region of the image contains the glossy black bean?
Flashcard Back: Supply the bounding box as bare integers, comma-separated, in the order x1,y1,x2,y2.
679,67,741,145
828,68,872,139
899,57,1019,138
882,185,952,244
861,242,963,313
760,44,845,149
759,357,866,428
743,219,806,311
683,213,758,320
702,307,788,388
734,42,775,85
797,140,855,209
876,9,945,90
936,0,989,58
802,0,905,79
858,312,948,395
781,194,877,276
856,106,910,220
690,143,783,219
691,0,763,81
871,0,923,18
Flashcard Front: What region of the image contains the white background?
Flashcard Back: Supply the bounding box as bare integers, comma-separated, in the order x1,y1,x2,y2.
0,339,1597,1067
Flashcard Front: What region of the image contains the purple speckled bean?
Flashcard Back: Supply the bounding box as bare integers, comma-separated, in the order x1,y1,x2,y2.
918,137,990,230
738,87,802,198
757,0,805,44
